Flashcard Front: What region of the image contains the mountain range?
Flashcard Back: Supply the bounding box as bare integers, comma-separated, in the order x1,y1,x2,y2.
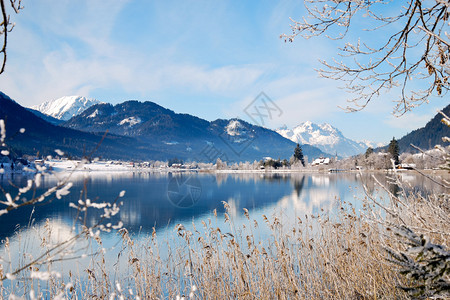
1,92,328,162
12,93,447,161
61,100,327,162
36,95,379,158
276,121,380,157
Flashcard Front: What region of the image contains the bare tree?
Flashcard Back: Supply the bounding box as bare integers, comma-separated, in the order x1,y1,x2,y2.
282,0,450,116
0,0,22,75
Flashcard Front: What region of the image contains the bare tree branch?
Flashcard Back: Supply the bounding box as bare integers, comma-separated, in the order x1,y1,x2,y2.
0,0,22,75
282,0,450,116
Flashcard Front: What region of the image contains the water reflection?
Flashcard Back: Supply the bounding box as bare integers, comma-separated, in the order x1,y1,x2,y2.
0,171,446,242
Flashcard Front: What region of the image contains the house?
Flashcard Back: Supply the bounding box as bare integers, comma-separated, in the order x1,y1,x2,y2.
312,157,330,166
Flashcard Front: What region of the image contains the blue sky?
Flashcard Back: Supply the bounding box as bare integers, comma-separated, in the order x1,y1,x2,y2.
0,0,447,145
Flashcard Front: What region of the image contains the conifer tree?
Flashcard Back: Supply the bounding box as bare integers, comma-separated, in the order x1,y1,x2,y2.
365,147,373,159
388,137,400,166
294,143,305,167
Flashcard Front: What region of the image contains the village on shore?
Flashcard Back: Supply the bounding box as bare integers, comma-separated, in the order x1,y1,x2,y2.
1,146,444,175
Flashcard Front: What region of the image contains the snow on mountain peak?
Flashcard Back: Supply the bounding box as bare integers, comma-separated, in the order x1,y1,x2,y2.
276,121,374,157
302,121,313,130
226,120,245,136
319,123,336,134
31,96,102,121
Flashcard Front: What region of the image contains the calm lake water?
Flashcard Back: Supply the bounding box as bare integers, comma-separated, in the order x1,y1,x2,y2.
0,171,446,239
0,170,446,284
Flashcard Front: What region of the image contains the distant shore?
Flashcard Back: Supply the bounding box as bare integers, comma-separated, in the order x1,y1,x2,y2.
1,159,447,179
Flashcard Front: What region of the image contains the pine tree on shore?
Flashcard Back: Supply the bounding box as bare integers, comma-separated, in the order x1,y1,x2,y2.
294,144,305,167
365,147,373,158
388,137,400,166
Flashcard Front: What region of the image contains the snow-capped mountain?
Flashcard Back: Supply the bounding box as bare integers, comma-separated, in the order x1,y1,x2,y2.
63,100,328,161
276,121,375,157
31,96,102,121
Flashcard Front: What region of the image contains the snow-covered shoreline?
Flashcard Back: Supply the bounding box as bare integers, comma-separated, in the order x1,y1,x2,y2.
2,159,444,177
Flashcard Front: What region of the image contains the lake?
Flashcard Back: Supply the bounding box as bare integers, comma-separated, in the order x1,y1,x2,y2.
0,170,446,285
0,171,446,238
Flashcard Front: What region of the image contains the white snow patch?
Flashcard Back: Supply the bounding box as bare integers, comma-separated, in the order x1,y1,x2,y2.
118,116,142,126
88,109,100,118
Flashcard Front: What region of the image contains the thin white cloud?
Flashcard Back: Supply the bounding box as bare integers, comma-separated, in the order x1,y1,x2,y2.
154,64,264,93
3,50,266,107
272,89,344,127
0,0,266,106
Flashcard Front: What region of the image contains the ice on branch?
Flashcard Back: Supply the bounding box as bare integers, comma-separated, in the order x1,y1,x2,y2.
1,193,16,207
18,180,33,194
56,182,72,199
